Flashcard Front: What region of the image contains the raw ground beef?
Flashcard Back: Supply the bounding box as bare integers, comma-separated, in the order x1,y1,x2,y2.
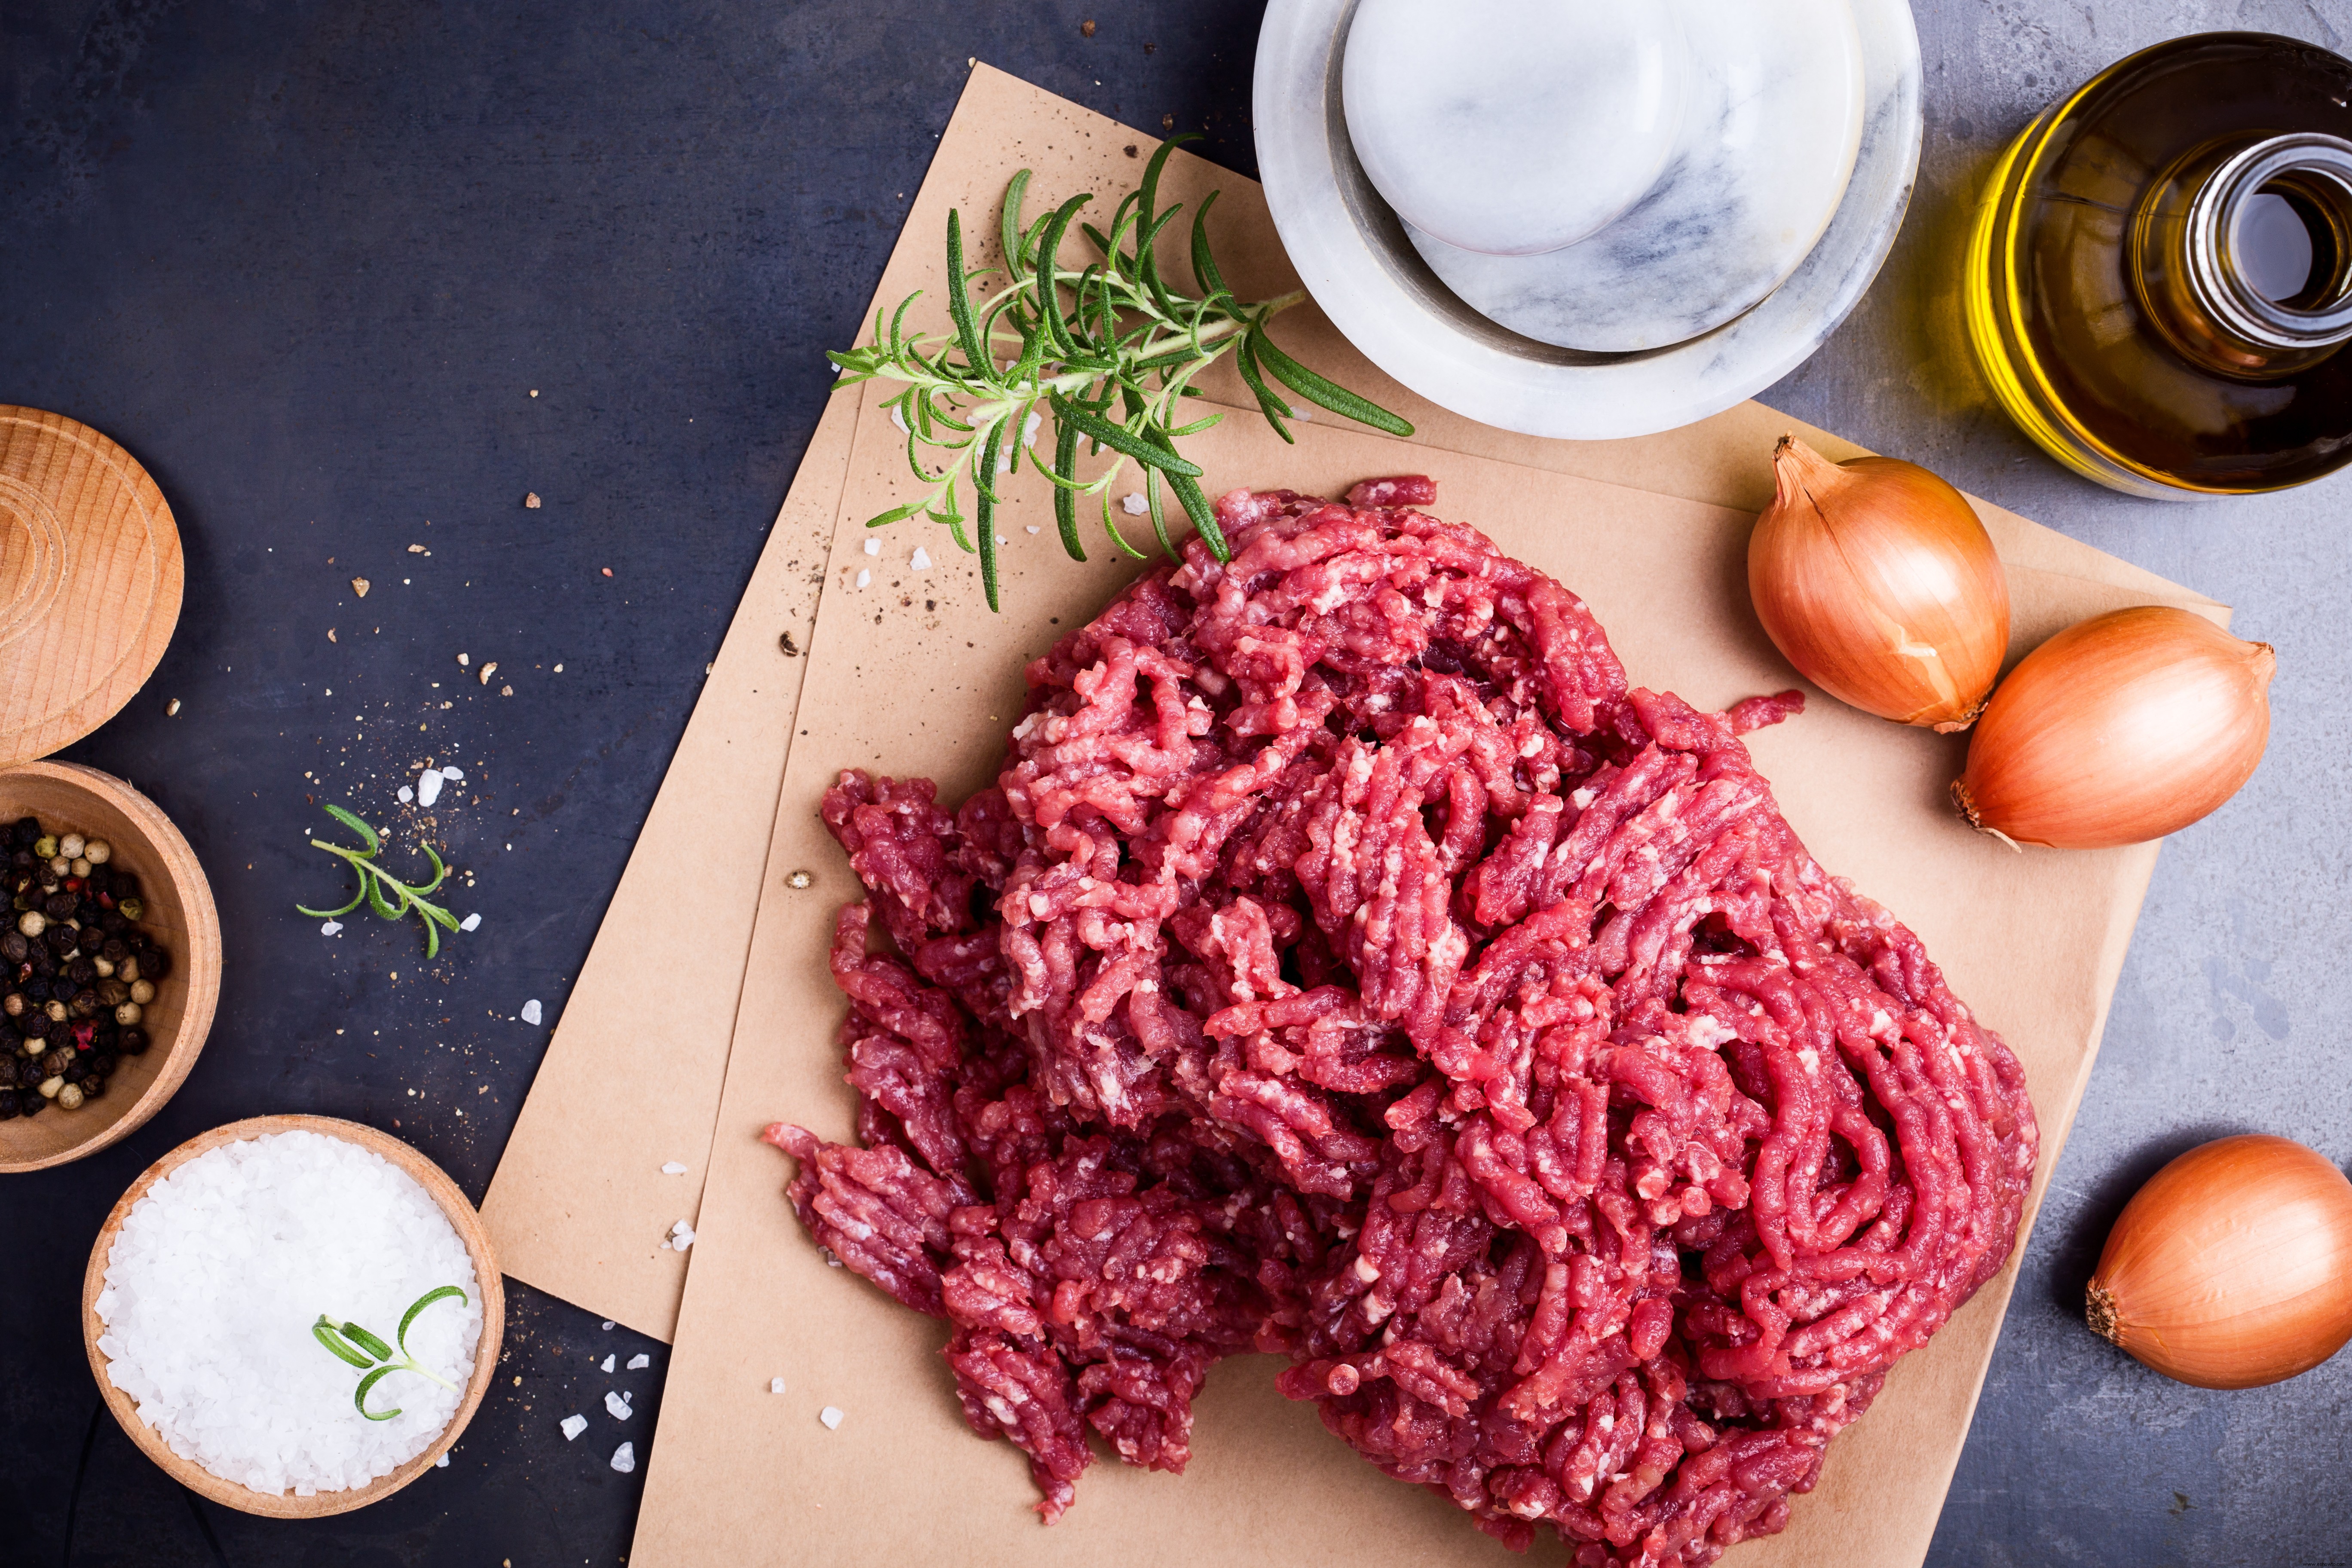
768,479,2039,1565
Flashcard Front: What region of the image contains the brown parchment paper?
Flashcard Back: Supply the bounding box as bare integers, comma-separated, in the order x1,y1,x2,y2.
619,68,2226,1568
481,60,2217,1350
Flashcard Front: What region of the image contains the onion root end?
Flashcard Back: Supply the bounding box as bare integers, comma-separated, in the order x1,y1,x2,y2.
2086,1280,2122,1345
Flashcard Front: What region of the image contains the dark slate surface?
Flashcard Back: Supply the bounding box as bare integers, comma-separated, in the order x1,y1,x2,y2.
2,3,2346,1566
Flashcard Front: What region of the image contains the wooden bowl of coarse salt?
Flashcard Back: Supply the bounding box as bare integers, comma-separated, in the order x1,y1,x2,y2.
0,760,221,1173
82,1115,505,1517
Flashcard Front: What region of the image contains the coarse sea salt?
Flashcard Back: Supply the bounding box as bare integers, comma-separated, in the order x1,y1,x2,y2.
600,1354,616,1373
628,1354,650,1371
611,1441,636,1473
520,999,542,1026
416,769,445,808
605,1390,632,1421
660,1161,687,1175
820,1406,844,1430
92,1130,482,1497
770,1377,787,1394
561,1414,588,1440
459,913,481,932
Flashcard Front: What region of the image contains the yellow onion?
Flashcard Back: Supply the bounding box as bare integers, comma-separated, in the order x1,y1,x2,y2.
2087,1135,2352,1389
1747,436,2010,730
1954,605,2274,849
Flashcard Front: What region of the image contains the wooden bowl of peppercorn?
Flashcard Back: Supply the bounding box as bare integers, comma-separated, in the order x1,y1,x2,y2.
0,760,220,1173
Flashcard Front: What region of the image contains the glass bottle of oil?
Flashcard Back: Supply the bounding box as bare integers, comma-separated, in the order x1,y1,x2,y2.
1965,32,2352,498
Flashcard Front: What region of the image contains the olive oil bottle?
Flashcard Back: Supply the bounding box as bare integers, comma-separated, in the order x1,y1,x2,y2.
1966,33,2352,497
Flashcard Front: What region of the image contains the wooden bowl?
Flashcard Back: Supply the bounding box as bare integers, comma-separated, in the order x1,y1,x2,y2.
82,1115,506,1518
0,760,221,1172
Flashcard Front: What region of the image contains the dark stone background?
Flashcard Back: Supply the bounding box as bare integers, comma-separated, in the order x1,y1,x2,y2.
2,3,2346,1565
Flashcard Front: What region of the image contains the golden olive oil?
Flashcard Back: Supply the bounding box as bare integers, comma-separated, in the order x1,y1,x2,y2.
1965,33,2352,497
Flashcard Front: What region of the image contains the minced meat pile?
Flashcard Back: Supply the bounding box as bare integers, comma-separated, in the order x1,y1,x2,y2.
769,478,2040,1566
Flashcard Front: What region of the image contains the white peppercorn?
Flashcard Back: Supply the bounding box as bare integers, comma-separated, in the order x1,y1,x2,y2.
47,855,67,877
56,1081,83,1111
17,910,43,938
113,1001,141,1026
129,980,154,1005
83,839,110,865
92,956,113,978
70,857,89,878
58,834,84,860
37,1075,61,1099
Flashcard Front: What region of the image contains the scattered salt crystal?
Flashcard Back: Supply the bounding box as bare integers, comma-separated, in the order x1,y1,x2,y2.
1122,493,1148,514
416,770,445,808
628,1353,650,1370
863,537,879,556
606,1390,632,1421
521,1000,542,1025
602,1321,615,1331
854,568,871,589
1023,524,1039,535
560,1414,588,1440
1289,403,1311,420
661,1161,688,1175
610,1442,635,1473
770,1377,787,1395
92,1129,482,1497
1022,410,1042,448
889,406,907,433
440,766,465,782
910,548,931,570
820,1406,845,1430
435,1453,449,1468
601,1354,616,1373
319,920,343,937
669,1219,696,1253
459,913,481,932
997,534,1008,545
397,786,414,803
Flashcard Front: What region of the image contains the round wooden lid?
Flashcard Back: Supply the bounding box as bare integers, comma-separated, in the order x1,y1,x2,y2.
0,407,183,767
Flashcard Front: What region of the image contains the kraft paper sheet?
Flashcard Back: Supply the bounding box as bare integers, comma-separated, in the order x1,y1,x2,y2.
487,63,2218,1568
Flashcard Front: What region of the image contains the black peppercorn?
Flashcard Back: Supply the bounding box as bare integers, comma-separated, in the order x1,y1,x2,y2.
20,1011,48,1040
18,1087,41,1117
144,946,170,980
61,1057,86,1084
0,1089,16,1120
0,932,24,965
90,1051,116,1078
91,1026,116,1054
70,989,99,1018
118,1027,147,1056
10,818,35,848
22,978,48,1004
42,891,75,922
100,938,127,965
43,925,73,955
28,947,54,977
81,1075,105,1101
39,1047,68,1077
0,1058,17,1088
66,957,95,986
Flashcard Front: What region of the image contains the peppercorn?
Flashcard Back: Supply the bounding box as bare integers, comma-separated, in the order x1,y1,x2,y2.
142,946,168,980
129,980,155,1006
65,957,94,986
113,1001,141,1026
117,1028,147,1056
31,835,55,861
10,818,35,848
90,1052,116,1079
17,1085,41,1116
0,1057,17,1087
99,938,126,965
43,999,64,1023
44,927,73,956
91,956,113,979
46,856,67,878
61,1057,86,1084
112,872,138,898
56,1081,83,1111
20,1012,48,1040
58,833,83,859
0,932,23,965
117,897,144,922
98,909,126,935
0,1089,15,1119
81,1074,105,1100
70,989,99,1019
0,993,18,1018
15,911,43,939
28,946,53,977
116,957,138,984
4,870,27,897
86,840,110,865
96,979,128,1008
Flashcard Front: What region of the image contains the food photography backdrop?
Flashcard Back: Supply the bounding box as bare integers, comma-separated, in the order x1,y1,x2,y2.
2,3,2346,1567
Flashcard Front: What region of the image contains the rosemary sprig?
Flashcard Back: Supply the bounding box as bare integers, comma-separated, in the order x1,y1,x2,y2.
295,804,464,958
827,135,1413,609
312,1286,468,1421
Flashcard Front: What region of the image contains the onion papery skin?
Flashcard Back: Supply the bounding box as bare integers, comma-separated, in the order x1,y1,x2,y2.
1747,438,2011,730
1954,605,2274,850
2087,1135,2352,1390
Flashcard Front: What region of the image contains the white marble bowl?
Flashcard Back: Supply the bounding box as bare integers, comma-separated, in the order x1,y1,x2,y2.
1253,0,1923,439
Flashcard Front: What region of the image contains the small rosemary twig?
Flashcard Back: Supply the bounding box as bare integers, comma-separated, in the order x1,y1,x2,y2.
827,135,1413,609
312,1286,469,1421
295,804,464,958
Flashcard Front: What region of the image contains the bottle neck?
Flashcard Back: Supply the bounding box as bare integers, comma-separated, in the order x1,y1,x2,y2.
2133,132,2352,379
